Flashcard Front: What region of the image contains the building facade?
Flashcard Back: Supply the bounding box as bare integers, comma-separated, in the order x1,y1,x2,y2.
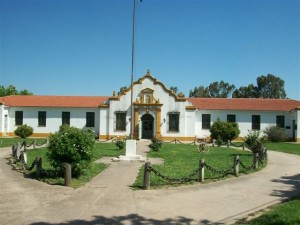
1,71,299,142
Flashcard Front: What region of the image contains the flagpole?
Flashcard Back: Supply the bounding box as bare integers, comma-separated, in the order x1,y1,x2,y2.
130,0,136,139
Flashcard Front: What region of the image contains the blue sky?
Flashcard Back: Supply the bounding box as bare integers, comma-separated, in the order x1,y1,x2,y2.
1,0,299,99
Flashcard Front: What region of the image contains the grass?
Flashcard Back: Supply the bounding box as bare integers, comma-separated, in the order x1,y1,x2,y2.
235,196,300,225
133,144,258,188
0,137,47,148
265,142,300,156
20,142,124,188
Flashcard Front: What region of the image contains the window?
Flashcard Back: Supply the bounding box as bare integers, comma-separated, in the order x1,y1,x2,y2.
86,112,95,127
62,112,70,125
202,114,211,129
15,111,23,126
276,115,285,128
116,112,126,131
252,115,260,130
227,114,236,123
38,111,46,127
169,113,179,132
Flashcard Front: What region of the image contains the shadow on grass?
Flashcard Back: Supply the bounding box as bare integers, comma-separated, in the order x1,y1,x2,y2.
29,214,224,225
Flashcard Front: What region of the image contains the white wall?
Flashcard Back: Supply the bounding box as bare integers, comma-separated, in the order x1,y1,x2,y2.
7,107,100,135
195,109,294,139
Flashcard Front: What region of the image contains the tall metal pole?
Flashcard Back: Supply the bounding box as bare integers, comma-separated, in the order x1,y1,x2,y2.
130,0,136,139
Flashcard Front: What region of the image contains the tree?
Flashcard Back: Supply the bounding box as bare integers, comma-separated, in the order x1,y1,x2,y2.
233,74,286,99
232,84,258,98
118,86,127,95
189,81,235,98
189,86,208,97
256,74,286,99
170,86,178,94
207,81,235,98
0,85,33,97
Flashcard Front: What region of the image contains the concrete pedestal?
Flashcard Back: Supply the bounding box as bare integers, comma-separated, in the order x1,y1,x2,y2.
117,140,146,162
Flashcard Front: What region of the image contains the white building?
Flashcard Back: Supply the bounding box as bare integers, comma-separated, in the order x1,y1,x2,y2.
1,71,299,142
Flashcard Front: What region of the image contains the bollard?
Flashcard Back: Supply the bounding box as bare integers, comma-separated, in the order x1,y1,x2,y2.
64,163,72,187
143,162,151,189
199,159,205,183
234,155,239,176
227,140,230,148
46,138,49,147
242,142,245,150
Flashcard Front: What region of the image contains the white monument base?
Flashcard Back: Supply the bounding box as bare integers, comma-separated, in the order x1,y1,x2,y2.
116,139,146,162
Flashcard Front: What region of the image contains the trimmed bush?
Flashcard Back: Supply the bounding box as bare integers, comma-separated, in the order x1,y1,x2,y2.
47,126,96,178
263,125,288,142
14,124,33,138
210,118,240,142
148,137,162,151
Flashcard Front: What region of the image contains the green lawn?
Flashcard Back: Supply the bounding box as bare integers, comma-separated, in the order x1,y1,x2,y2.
133,144,258,188
235,197,300,225
21,142,124,188
0,137,47,148
265,142,300,156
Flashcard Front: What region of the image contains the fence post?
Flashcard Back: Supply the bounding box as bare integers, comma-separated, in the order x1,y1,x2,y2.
234,155,239,176
255,153,259,169
35,157,42,179
33,140,36,149
199,159,205,183
64,163,72,187
227,140,230,148
143,162,151,189
264,148,268,161
242,142,245,150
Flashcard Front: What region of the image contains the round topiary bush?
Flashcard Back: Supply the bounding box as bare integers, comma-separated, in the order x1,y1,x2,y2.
14,124,33,138
47,126,96,178
210,118,240,142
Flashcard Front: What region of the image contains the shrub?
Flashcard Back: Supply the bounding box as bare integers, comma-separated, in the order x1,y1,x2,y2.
14,124,33,138
47,126,96,178
210,118,240,142
148,137,162,151
244,130,266,162
263,125,288,142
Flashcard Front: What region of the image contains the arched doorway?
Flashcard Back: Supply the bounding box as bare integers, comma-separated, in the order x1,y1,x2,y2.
141,114,154,139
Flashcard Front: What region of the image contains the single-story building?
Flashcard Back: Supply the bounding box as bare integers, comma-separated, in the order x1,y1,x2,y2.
1,71,299,142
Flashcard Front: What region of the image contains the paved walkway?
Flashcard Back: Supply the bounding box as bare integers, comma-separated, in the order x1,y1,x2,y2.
0,141,299,225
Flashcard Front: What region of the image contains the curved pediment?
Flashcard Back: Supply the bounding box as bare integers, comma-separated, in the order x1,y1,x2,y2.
109,69,186,102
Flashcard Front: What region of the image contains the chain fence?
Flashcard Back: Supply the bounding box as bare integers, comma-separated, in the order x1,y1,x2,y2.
143,149,268,188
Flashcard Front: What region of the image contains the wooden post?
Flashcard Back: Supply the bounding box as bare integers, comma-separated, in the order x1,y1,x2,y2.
199,159,205,183
143,162,151,189
234,155,239,176
255,153,259,169
242,142,245,150
64,163,72,187
227,140,230,148
16,142,21,161
33,139,36,149
35,157,42,179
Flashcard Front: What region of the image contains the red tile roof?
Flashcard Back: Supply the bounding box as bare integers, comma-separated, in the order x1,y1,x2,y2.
0,95,109,108
187,98,300,111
